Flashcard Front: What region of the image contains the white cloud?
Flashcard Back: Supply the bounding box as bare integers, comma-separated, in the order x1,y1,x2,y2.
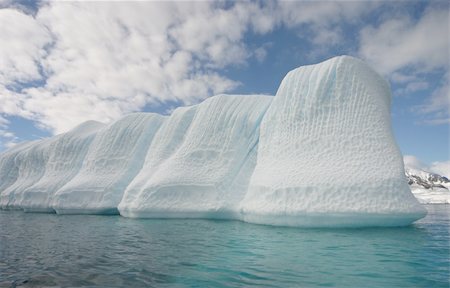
358,5,449,126
394,80,430,97
278,1,369,28
0,115,7,126
0,115,18,149
0,2,247,134
420,80,449,115
254,47,267,63
404,155,450,177
253,43,273,63
0,8,50,86
310,26,342,46
413,72,449,125
0,2,278,134
0,1,447,138
405,81,429,93
403,155,426,171
390,72,419,84
359,6,449,76
430,160,450,178
0,130,18,148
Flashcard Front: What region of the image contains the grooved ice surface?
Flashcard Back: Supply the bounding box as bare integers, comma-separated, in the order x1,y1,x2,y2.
0,56,427,227
0,140,42,209
240,56,426,226
21,121,105,212
52,113,164,214
119,95,272,218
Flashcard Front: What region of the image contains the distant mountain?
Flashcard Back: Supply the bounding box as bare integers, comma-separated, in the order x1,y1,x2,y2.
406,168,450,190
405,167,450,204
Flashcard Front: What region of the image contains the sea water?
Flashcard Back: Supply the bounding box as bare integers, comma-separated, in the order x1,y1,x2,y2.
0,205,448,287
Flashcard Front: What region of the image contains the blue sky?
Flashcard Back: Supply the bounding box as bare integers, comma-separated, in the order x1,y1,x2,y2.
0,1,448,174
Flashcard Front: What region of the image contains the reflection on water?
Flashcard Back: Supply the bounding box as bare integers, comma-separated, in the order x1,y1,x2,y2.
0,205,448,287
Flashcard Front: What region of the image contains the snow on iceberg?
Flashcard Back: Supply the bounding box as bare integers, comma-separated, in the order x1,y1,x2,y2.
0,56,427,227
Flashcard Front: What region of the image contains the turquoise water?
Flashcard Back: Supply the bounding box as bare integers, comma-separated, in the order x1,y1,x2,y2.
0,205,448,287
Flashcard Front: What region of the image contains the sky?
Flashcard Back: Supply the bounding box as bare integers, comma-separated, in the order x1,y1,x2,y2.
0,1,448,175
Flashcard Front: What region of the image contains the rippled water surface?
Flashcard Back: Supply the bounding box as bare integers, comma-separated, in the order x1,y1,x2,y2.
0,205,449,287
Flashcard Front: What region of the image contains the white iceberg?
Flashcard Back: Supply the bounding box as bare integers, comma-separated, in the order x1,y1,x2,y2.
240,56,426,227
118,95,272,218
20,121,105,213
0,139,51,210
52,113,164,214
0,56,427,227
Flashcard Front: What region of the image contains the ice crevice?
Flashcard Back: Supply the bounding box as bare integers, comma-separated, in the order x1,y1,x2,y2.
0,56,427,227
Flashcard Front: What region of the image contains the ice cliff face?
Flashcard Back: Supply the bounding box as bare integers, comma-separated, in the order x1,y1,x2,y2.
53,113,164,214
119,95,272,218
21,121,105,213
241,56,425,226
0,140,41,209
0,56,427,227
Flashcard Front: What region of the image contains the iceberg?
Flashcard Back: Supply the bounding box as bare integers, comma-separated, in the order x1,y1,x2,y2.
240,56,426,227
118,95,272,218
0,56,427,227
52,113,164,214
0,141,39,209
21,121,105,213
0,139,51,210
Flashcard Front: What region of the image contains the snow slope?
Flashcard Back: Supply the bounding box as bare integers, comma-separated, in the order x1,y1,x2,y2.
405,167,450,204
0,56,427,227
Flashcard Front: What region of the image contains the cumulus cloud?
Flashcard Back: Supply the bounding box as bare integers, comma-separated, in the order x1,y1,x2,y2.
430,160,450,178
0,2,250,134
404,155,450,177
0,1,377,135
359,6,448,76
0,131,18,148
253,42,273,63
414,73,450,125
0,1,447,139
403,155,427,171
0,115,18,149
359,4,449,126
0,8,50,86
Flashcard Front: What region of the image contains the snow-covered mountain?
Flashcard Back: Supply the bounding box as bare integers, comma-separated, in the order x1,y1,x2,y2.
0,56,427,227
405,167,450,204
